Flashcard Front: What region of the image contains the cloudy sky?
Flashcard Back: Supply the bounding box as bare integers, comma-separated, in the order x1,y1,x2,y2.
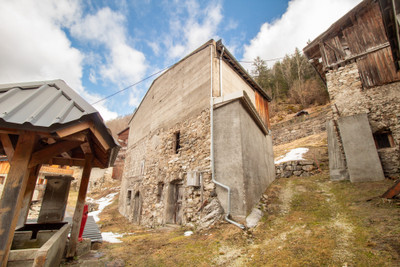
0,0,361,120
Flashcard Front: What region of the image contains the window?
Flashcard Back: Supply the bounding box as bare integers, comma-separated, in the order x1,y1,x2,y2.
0,176,4,184
127,190,132,206
374,131,395,149
174,131,181,154
140,160,145,175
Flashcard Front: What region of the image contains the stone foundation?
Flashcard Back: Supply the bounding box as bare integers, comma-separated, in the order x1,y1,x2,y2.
275,160,317,178
326,62,400,177
119,109,222,228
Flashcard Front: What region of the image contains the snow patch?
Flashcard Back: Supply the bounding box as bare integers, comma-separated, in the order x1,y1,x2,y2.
275,148,309,164
184,231,193,236
88,192,118,222
102,232,123,243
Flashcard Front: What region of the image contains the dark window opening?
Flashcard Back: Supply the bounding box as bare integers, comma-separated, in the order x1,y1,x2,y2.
174,131,181,154
157,182,164,202
374,131,395,149
127,190,132,206
0,176,4,184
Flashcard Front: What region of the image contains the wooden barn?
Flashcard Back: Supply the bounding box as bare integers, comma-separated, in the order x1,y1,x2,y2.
304,0,400,181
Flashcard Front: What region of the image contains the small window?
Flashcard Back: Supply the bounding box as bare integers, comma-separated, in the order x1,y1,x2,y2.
0,176,5,184
374,131,395,149
174,131,181,154
127,190,132,206
157,182,164,202
140,160,145,175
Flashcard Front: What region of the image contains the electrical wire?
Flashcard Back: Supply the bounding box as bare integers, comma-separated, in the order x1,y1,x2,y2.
91,66,171,105
91,51,300,105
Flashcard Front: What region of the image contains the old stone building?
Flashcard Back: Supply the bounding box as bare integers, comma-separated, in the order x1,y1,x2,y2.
112,127,129,180
119,40,275,228
304,0,400,181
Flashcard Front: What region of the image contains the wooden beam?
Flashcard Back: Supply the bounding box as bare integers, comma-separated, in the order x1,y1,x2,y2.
66,153,93,258
0,134,14,161
16,165,41,229
48,157,85,167
56,122,92,138
89,126,109,151
0,132,36,266
29,140,83,168
382,179,400,199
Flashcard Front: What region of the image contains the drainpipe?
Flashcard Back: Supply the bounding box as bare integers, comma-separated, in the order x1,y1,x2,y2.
219,46,225,97
209,44,245,230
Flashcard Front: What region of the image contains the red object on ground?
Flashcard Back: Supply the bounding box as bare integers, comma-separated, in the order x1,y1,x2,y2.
78,204,89,241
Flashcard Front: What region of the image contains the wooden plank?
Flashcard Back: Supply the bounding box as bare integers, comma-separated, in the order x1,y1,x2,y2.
29,140,83,168
0,134,14,161
381,179,400,199
16,165,41,229
66,153,93,258
89,126,110,151
0,132,36,266
56,122,92,138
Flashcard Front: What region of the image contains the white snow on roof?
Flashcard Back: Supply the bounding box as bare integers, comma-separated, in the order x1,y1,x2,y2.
275,147,309,164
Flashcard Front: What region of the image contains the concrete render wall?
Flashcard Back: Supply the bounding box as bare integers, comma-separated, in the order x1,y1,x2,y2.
326,62,400,177
220,60,256,105
214,100,275,221
128,46,212,146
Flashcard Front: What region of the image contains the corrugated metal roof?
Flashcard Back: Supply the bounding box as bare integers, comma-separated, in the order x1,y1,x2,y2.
0,79,120,167
65,216,103,243
0,80,97,129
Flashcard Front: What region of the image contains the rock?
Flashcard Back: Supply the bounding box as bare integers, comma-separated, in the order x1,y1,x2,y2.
246,208,263,228
302,165,315,171
293,171,302,176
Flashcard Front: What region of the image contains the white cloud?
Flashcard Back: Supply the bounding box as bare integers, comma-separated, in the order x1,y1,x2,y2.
0,0,140,121
163,0,223,60
0,0,83,91
243,0,362,64
70,7,148,86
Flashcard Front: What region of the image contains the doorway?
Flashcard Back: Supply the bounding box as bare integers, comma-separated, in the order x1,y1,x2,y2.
132,191,142,224
166,180,183,224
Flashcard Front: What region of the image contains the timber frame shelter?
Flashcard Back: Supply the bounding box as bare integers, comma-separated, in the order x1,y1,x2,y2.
0,80,119,265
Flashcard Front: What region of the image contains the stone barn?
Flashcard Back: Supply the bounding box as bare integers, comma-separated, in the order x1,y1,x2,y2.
119,40,275,228
303,0,400,182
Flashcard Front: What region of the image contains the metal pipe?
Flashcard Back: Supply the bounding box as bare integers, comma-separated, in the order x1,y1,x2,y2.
219,47,225,97
210,44,245,230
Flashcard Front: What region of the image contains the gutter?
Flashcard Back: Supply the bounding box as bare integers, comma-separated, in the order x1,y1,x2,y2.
209,44,245,230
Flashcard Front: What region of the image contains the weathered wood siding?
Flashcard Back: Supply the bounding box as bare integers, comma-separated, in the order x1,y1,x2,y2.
255,91,270,129
305,0,400,88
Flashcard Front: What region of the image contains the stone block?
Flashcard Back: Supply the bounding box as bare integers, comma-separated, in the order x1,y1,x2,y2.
302,165,315,172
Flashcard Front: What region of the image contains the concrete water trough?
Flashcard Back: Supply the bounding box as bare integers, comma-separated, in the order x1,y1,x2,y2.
8,222,70,267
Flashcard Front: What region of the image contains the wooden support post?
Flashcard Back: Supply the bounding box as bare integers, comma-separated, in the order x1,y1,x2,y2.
66,153,93,258
0,132,36,266
0,134,14,161
16,165,41,229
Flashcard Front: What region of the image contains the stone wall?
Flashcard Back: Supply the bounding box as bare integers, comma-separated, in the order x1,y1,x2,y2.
271,106,332,146
275,160,317,178
326,62,400,177
119,109,222,228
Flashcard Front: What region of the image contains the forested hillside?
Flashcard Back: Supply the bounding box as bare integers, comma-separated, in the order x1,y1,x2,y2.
251,48,329,118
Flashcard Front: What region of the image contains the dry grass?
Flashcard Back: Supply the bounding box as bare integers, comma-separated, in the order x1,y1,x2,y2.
96,172,400,266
